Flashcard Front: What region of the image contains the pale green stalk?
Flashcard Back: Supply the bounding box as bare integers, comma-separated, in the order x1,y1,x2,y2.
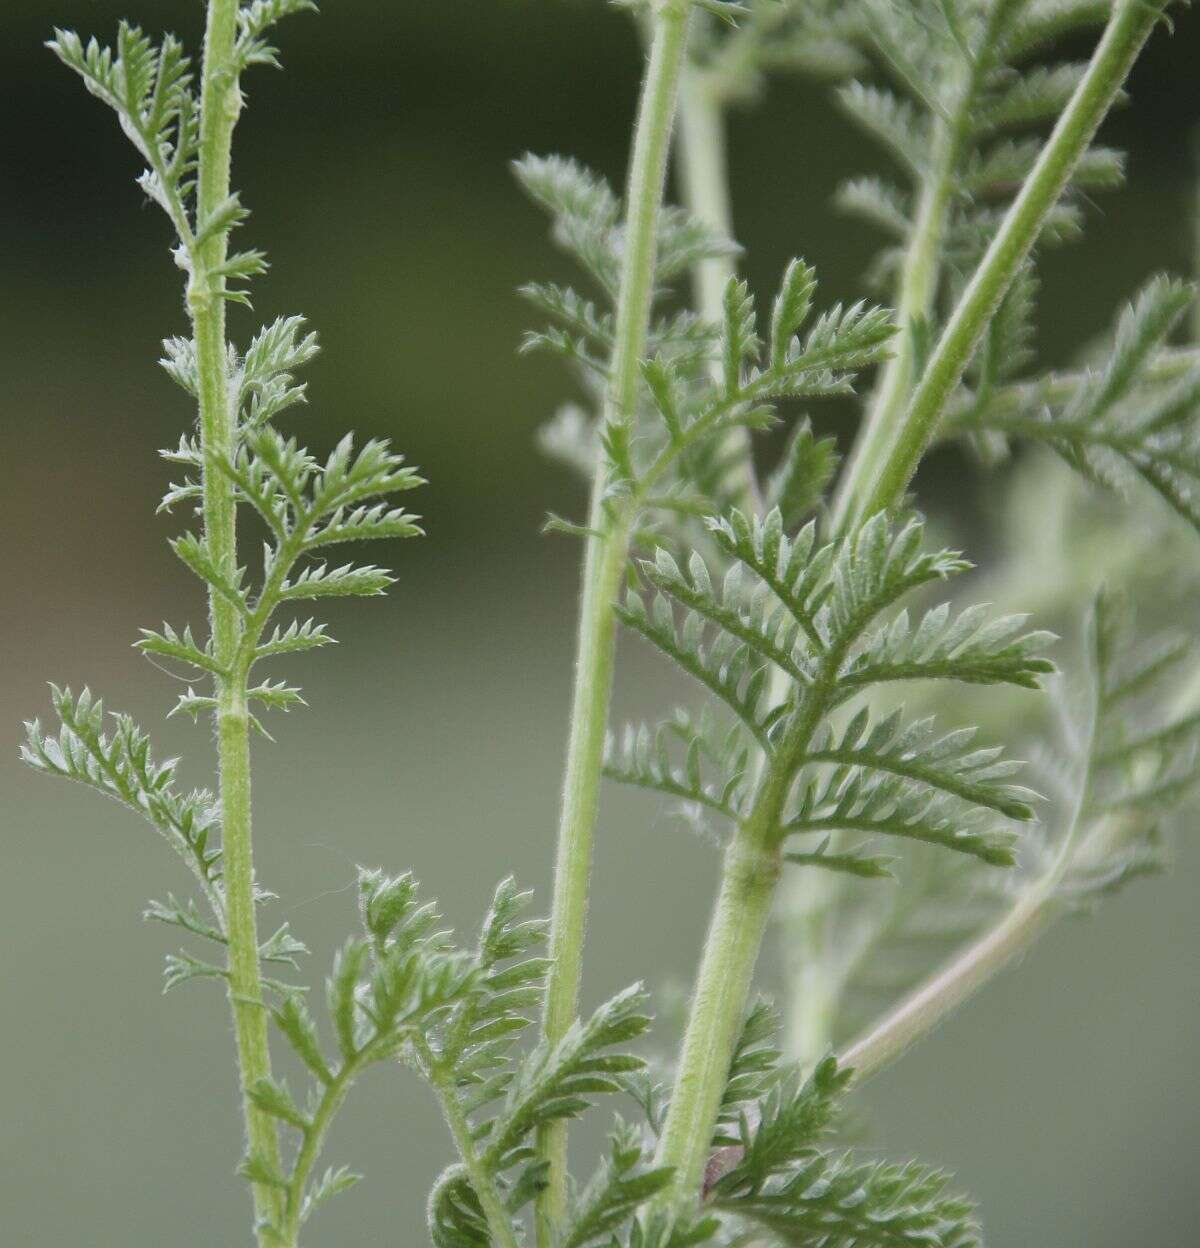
279,1062,358,1245
654,652,845,1208
839,708,1100,1084
652,774,787,1205
537,3,695,1240
831,113,961,535
676,68,732,338
839,880,1059,1081
841,545,1200,1086
190,1,283,1238
779,872,838,1066
839,0,1169,527
654,0,1164,1218
792,31,970,1065
418,1038,524,1248
833,0,1026,536
783,47,968,1071
676,63,761,510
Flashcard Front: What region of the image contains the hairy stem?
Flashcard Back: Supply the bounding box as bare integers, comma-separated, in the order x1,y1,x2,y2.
191,0,283,1237
280,1064,357,1247
653,816,782,1204
654,668,836,1210
537,3,694,1240
831,112,960,534
838,0,1169,527
421,1041,523,1248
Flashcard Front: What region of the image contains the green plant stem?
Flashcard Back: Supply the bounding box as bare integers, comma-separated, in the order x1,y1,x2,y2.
779,871,838,1067
676,63,760,510
781,50,979,1060
191,1,284,1238
652,810,782,1204
839,882,1059,1082
831,113,960,535
837,0,1169,528
536,3,694,1241
419,1040,523,1248
676,65,734,352
281,1063,358,1246
654,672,835,1210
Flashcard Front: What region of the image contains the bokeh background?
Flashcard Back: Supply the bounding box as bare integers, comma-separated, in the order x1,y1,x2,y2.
3,1,1199,1244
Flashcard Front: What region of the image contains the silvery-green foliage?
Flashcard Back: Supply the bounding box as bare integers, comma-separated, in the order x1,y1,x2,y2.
30,0,423,933
831,1,1200,532
622,1013,979,1248
836,0,1120,296
26,2,437,1236
20,0,1199,1244
22,686,224,911
1029,592,1200,904
517,164,894,529
779,513,1200,1056
242,870,662,1242
607,509,1053,877
698,0,1200,543
948,277,1200,533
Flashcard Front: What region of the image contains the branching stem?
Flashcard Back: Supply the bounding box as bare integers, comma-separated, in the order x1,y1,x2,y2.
839,881,1059,1082
419,1038,524,1248
192,0,283,1238
537,3,695,1241
279,1062,358,1247
654,661,840,1209
831,111,961,535
836,0,1170,528
656,0,1166,1218
834,0,1042,534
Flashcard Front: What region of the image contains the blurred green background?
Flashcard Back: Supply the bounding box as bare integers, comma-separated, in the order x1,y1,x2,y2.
3,1,1199,1244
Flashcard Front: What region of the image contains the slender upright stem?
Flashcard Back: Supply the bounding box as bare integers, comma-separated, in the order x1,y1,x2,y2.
653,672,835,1211
838,0,1169,527
675,64,761,510
280,1065,357,1247
191,1,283,1239
793,73,969,1062
654,0,1165,1211
780,871,838,1066
536,4,694,1241
676,67,735,344
652,795,783,1206
831,113,960,534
